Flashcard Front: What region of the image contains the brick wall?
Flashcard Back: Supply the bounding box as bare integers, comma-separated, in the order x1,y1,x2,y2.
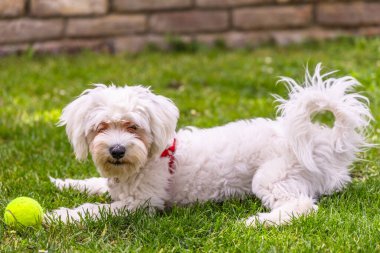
0,0,379,55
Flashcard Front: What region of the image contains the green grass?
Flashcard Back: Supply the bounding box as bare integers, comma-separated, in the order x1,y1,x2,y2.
1,38,380,252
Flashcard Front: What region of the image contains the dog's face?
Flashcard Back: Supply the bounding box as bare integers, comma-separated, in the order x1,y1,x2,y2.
88,120,151,178
58,85,179,178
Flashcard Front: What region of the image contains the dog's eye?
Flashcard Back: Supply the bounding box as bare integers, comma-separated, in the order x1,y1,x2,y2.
96,123,109,133
127,125,138,132
121,121,139,133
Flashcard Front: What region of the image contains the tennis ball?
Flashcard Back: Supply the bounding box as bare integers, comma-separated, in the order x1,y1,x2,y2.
4,197,44,228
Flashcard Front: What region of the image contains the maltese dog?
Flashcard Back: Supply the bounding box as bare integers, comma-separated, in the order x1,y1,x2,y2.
47,64,372,226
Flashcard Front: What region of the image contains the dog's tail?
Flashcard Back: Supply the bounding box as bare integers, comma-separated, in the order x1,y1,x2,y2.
275,63,373,173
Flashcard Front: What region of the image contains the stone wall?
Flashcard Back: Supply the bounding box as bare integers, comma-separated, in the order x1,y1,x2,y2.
0,0,379,55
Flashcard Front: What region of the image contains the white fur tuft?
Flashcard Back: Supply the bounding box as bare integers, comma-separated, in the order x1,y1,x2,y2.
57,85,105,160
275,63,373,172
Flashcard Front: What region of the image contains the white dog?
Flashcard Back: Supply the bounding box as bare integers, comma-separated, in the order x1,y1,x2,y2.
47,64,372,226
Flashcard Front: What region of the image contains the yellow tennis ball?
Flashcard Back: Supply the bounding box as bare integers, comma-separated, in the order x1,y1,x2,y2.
4,197,44,228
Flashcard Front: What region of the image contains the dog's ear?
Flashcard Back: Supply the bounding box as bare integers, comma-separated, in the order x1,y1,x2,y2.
58,88,97,161
138,88,179,157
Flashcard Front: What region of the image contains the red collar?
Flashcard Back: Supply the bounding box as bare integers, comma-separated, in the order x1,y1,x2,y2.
160,138,176,174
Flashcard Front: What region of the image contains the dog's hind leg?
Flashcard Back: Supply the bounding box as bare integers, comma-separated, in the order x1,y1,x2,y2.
245,158,318,226
49,177,108,195
245,195,317,226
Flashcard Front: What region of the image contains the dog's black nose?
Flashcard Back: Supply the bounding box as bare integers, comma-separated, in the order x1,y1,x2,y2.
109,145,126,159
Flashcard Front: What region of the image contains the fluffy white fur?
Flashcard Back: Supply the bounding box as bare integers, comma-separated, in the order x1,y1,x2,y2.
47,64,373,226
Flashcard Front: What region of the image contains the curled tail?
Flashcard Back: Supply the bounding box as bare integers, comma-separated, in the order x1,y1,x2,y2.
275,63,373,172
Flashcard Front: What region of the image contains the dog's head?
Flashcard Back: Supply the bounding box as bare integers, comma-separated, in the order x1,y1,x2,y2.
59,85,179,178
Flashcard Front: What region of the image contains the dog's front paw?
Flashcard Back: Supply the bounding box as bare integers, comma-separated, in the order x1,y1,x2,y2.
49,177,66,191
45,208,82,224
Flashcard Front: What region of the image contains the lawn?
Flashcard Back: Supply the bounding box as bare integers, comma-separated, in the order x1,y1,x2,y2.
0,38,380,252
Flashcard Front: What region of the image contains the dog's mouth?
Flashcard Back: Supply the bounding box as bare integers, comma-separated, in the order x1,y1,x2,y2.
107,159,125,166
